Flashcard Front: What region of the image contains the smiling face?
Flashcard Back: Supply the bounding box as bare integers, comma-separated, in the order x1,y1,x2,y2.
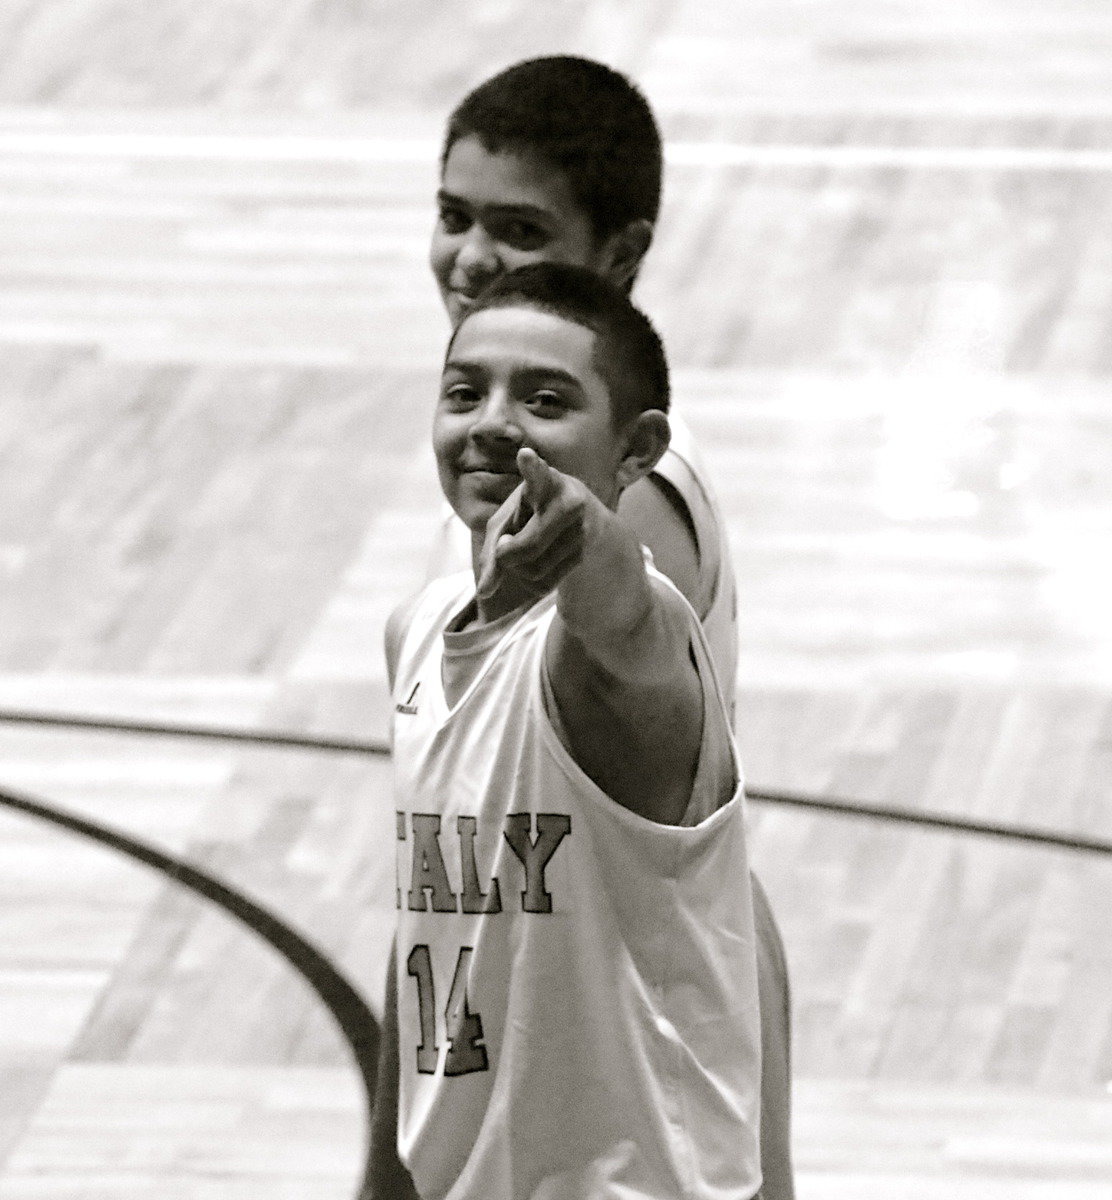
431,136,619,327
434,305,632,533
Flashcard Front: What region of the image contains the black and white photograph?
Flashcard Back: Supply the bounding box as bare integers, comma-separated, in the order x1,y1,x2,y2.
1,2,1110,1197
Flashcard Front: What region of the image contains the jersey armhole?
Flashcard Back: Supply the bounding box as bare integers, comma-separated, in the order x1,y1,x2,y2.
619,473,706,619
649,455,724,622
650,472,700,559
539,584,738,828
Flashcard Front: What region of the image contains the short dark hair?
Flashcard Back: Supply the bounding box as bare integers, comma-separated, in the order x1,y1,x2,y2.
451,263,669,427
443,56,663,243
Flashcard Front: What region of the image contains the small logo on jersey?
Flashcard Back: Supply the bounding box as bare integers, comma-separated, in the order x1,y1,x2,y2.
395,683,420,716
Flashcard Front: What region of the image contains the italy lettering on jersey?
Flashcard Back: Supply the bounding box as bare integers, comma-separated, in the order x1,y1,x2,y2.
389,571,762,1200
397,809,570,919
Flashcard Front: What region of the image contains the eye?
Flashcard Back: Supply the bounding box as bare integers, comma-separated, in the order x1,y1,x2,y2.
438,205,470,235
524,389,566,416
491,217,548,251
442,381,481,409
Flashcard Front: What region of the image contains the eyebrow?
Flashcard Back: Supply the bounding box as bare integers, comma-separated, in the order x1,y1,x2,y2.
436,189,552,221
443,360,585,393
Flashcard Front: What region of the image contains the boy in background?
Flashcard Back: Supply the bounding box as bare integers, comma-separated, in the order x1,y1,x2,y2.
381,263,762,1198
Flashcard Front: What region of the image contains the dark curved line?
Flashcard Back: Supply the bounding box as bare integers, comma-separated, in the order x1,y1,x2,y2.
0,708,392,757
745,786,1112,856
0,782,378,1200
3,708,1110,855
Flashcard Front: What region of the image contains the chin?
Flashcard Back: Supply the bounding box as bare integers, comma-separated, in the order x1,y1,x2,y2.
445,484,498,532
453,501,498,534
447,292,477,325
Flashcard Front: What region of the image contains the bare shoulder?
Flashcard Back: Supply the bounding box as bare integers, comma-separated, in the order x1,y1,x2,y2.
617,474,702,615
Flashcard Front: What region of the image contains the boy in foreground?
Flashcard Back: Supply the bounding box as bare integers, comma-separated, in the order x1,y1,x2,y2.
376,263,762,1199
421,56,794,1197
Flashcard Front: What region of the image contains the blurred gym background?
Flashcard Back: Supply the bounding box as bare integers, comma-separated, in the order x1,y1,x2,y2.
1,2,1110,1196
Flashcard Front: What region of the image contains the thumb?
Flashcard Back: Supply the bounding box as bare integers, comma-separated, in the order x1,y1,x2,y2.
476,480,527,599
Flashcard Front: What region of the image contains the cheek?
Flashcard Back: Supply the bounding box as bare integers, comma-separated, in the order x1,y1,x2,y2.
428,229,454,284
431,411,455,465
496,246,544,275
432,442,461,507
573,426,625,496
432,409,455,447
533,429,596,481
553,229,604,271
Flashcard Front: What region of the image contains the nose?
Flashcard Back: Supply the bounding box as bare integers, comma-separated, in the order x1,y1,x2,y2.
470,387,522,448
454,226,500,285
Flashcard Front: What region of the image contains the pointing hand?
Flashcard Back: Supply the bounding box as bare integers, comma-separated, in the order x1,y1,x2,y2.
476,448,593,603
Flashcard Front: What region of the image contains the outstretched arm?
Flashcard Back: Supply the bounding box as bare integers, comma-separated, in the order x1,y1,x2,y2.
478,448,712,825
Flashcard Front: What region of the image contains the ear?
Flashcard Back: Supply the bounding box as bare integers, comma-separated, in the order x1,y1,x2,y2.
598,219,654,290
615,409,670,492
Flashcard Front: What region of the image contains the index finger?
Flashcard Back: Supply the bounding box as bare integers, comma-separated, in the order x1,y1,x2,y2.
516,447,562,512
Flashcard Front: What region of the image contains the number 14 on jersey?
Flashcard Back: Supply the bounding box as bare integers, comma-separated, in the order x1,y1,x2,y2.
407,944,489,1076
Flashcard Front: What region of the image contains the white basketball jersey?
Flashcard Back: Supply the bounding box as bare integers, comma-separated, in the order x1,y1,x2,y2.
424,411,739,704
652,411,738,709
390,571,762,1200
